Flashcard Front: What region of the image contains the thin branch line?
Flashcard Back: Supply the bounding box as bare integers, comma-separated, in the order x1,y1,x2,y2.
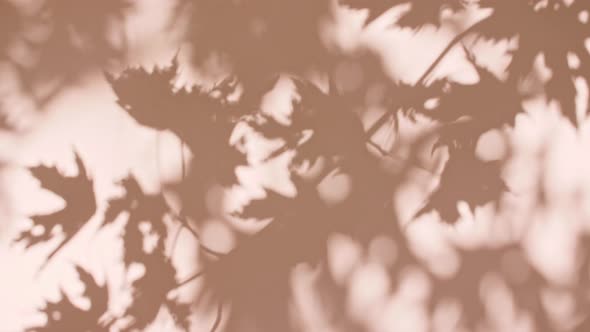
364,15,492,141
210,300,224,332
171,270,206,291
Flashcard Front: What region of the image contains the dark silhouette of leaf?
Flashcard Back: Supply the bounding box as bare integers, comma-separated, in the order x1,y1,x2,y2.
416,152,506,223
14,152,96,251
428,54,525,149
475,0,531,41
102,176,183,331
436,52,523,123
118,235,176,331
363,78,450,147
27,266,108,332
121,253,177,332
102,176,143,227
103,177,168,263
107,60,246,185
287,76,368,165
478,0,590,126
106,60,214,133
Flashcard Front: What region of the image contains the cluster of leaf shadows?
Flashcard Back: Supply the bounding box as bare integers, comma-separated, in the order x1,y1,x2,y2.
11,0,590,331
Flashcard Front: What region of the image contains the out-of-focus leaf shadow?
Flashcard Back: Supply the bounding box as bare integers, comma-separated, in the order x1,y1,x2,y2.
1,0,132,109
340,0,467,29
177,0,333,87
